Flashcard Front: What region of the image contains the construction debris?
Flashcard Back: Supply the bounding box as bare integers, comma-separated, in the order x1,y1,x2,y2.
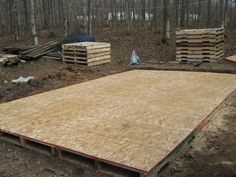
0,54,20,66
176,28,224,62
62,42,111,66
20,41,59,60
11,76,35,84
1,42,59,63
43,51,62,60
3,46,35,55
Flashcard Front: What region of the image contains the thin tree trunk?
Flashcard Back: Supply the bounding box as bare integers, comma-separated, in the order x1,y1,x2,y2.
87,0,92,35
163,0,171,43
30,0,38,46
62,0,68,36
220,0,224,27
176,0,181,29
180,0,185,28
224,0,229,28
23,0,29,31
126,0,132,34
141,0,146,24
153,0,158,32
207,0,212,27
13,0,20,41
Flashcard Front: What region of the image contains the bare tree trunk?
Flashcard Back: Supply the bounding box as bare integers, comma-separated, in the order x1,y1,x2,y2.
185,0,189,27
163,0,171,44
13,0,20,41
30,0,38,46
23,0,29,31
224,0,229,28
153,0,158,32
141,0,146,24
62,0,68,36
87,0,92,35
207,0,212,27
180,0,185,28
176,0,181,29
220,0,224,27
126,0,132,34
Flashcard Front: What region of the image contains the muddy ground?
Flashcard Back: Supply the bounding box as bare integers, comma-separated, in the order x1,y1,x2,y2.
0,26,235,177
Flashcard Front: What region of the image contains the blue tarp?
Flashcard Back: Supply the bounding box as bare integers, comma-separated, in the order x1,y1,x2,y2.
129,50,141,65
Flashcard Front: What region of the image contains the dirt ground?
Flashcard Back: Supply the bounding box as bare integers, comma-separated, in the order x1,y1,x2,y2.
0,26,235,177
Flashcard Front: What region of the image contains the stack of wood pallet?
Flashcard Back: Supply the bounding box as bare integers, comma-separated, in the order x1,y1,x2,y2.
62,42,111,66
176,28,224,62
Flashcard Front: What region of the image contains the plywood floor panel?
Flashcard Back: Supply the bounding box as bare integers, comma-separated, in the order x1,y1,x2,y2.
0,70,236,172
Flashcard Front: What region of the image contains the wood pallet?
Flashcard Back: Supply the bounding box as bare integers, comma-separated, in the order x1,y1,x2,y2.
176,42,223,47
177,53,223,59
176,33,224,39
176,50,224,55
176,38,224,44
64,59,111,67
176,28,224,35
176,45,224,51
176,28,224,62
176,58,221,63
62,42,111,67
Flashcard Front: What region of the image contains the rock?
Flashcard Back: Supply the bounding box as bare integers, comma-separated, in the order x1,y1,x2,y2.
221,161,234,165
20,60,27,63
11,76,35,84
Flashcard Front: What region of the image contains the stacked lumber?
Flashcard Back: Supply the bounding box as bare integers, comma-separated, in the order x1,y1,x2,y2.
62,42,111,66
3,46,35,55
20,41,59,60
176,28,224,62
0,54,19,66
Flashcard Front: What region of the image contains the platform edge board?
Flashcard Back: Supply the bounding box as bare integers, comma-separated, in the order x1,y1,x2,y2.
0,129,143,177
224,56,236,64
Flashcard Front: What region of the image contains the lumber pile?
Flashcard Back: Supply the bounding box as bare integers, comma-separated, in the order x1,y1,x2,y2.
0,54,20,66
20,41,59,60
3,46,35,55
176,28,224,62
62,42,111,66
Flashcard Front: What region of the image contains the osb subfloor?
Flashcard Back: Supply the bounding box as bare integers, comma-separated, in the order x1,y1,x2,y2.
0,70,235,173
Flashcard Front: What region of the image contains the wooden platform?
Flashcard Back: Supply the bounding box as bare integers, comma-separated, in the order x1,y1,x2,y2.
0,70,235,176
225,55,236,64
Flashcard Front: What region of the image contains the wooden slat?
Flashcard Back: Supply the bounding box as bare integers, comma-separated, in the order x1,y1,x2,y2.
63,55,111,62
176,53,224,59
176,50,224,55
176,28,224,35
63,48,110,55
176,45,224,51
63,51,111,59
176,38,224,43
63,59,111,66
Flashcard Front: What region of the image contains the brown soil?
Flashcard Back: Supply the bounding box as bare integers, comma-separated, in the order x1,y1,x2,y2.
0,26,235,177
